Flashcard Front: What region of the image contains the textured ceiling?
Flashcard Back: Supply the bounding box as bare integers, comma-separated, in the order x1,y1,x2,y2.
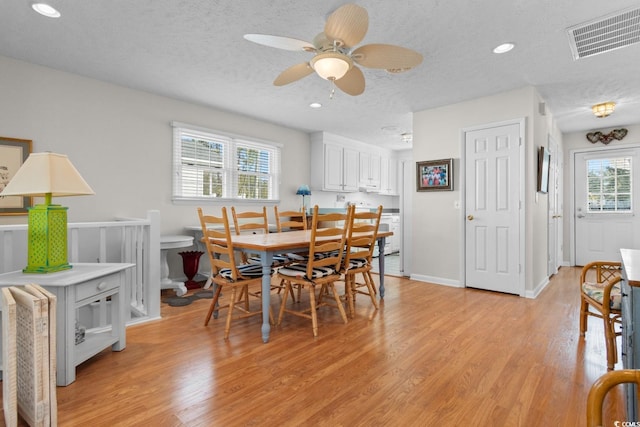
1,1,639,150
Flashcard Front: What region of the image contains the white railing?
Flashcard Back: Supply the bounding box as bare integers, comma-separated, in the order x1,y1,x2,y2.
0,210,161,326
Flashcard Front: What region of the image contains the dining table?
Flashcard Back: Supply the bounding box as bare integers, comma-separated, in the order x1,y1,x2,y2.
197,227,392,343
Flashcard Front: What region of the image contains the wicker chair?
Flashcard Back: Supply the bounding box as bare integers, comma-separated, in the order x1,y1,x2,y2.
587,369,640,426
579,261,623,370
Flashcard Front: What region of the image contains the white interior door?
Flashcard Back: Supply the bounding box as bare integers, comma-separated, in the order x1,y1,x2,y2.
574,148,640,265
464,122,522,295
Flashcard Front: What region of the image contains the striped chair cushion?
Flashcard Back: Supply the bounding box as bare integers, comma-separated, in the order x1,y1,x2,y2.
286,252,327,262
582,281,622,310
279,263,337,279
344,258,368,270
219,263,272,280
249,254,289,267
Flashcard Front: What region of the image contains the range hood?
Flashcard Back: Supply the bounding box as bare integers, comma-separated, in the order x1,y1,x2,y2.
358,185,379,193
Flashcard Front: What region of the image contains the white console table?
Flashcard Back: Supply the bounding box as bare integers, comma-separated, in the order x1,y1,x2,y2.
0,263,133,386
160,235,194,296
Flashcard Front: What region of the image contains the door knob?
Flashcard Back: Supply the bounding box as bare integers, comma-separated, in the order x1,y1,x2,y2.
467,215,474,221
577,213,585,218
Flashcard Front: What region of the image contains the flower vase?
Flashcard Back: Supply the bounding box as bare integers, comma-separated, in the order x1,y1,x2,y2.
178,250,204,290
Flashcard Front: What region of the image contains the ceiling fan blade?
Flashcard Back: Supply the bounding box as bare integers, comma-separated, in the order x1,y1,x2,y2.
244,34,315,52
335,66,365,96
352,44,423,69
324,4,369,48
273,63,314,86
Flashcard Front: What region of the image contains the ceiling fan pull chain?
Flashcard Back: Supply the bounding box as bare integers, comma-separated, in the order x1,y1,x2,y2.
329,79,336,99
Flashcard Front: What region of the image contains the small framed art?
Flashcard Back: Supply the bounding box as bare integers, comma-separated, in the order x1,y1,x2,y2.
416,158,453,192
0,137,32,215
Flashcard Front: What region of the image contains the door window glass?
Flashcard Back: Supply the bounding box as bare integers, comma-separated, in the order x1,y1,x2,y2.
587,157,632,212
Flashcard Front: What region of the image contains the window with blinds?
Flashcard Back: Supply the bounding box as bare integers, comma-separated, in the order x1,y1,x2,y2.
587,156,632,212
172,122,280,202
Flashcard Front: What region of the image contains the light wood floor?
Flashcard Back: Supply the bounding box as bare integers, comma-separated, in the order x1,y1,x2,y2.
2,266,627,426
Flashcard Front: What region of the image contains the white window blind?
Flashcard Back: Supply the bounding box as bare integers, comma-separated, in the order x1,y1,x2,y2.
587,156,632,212
172,122,280,202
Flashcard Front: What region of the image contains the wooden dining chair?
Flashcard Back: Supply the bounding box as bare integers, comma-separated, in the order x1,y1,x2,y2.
339,205,383,318
198,207,273,339
587,369,640,426
276,205,350,337
579,261,623,370
273,206,308,302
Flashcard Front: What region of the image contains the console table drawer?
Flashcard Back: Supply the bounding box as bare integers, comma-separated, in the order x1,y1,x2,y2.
75,272,120,302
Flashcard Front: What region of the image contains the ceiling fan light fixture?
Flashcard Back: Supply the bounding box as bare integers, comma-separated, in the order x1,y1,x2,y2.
592,101,616,118
310,52,352,81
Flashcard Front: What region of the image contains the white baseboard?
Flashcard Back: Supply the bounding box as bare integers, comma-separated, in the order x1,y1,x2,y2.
524,276,550,299
409,274,463,288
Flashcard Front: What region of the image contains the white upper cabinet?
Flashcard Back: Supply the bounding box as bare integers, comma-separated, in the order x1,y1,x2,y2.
310,132,394,194
311,133,359,192
380,157,399,195
358,151,381,191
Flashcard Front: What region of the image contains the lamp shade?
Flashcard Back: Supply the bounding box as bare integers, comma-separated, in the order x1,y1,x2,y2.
296,185,311,196
0,152,94,198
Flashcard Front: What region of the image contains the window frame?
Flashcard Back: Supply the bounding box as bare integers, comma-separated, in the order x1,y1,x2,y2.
171,121,281,204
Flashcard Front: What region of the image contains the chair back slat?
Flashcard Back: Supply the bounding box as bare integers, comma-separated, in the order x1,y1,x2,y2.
275,206,307,232
343,206,383,267
305,205,351,276
198,207,241,281
231,207,269,234
231,206,268,263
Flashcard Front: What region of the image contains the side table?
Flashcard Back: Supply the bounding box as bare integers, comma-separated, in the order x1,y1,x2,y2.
0,263,133,386
160,235,194,296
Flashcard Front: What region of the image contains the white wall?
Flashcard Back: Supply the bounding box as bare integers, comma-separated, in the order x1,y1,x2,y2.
562,124,640,264
411,86,562,294
0,55,310,231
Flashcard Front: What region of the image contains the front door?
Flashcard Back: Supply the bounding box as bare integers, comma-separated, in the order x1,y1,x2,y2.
574,148,640,265
464,121,523,295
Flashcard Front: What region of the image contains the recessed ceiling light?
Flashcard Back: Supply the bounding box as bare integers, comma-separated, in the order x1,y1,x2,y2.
309,102,322,109
493,43,515,54
31,3,61,18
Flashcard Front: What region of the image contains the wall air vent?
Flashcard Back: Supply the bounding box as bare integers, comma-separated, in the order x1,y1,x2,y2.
567,7,640,60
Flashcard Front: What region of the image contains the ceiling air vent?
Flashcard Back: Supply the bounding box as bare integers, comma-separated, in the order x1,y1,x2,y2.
567,7,640,60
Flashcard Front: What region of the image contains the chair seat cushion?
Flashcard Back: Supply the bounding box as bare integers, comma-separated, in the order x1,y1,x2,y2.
219,263,272,280
249,254,288,267
345,258,368,270
286,252,327,262
279,263,337,279
582,281,622,310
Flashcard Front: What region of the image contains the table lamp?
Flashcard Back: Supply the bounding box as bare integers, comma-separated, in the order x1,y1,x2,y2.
296,184,311,212
0,152,94,273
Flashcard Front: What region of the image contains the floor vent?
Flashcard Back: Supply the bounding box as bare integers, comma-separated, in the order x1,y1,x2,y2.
567,7,640,60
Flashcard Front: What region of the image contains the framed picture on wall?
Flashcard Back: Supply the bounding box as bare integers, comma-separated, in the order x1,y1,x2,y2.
537,146,550,194
0,137,32,215
416,158,453,191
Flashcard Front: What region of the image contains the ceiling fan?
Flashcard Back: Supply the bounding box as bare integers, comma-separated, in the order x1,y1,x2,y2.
244,3,423,96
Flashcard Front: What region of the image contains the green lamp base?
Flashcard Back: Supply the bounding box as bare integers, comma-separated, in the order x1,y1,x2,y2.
24,203,72,274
